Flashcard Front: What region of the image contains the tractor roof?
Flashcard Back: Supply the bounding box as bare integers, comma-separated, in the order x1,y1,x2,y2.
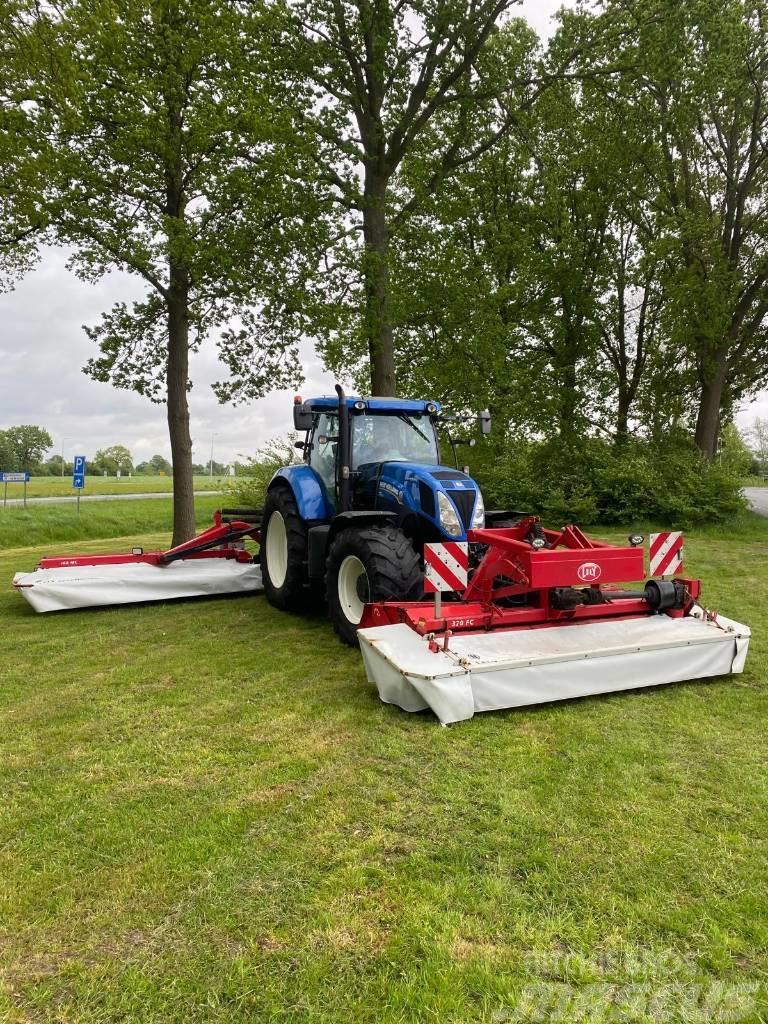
305,396,442,414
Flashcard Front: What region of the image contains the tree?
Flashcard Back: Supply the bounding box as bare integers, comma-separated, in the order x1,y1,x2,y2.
93,445,134,475
289,0,545,395
592,0,768,459
388,18,637,443
0,430,13,471
15,0,318,542
748,416,768,473
149,454,173,476
0,0,45,288
718,422,753,477
0,424,52,470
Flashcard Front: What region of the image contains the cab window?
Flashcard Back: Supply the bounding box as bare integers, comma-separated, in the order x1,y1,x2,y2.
310,412,338,497
352,412,438,468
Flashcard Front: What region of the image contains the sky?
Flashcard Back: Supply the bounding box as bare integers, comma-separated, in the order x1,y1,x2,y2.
0,0,765,467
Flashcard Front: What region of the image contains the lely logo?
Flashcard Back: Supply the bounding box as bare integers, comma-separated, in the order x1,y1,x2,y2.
577,561,601,583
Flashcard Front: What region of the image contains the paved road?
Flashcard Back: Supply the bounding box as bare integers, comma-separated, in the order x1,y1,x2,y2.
1,490,223,508
744,486,768,515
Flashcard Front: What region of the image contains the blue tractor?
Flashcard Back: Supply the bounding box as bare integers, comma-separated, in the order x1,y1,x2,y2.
260,385,492,644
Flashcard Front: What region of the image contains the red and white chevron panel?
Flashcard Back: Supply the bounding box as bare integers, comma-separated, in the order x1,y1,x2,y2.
649,531,684,577
424,542,469,593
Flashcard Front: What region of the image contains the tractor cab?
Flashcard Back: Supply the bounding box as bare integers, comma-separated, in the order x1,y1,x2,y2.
297,396,439,503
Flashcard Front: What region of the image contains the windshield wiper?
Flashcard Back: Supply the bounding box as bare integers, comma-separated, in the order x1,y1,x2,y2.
396,414,431,444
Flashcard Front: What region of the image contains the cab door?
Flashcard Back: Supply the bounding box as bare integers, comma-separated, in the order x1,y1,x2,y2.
309,412,338,511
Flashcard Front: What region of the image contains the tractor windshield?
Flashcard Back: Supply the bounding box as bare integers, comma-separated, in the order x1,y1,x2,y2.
351,412,439,467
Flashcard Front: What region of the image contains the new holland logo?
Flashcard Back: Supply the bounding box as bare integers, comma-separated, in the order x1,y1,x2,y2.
577,561,601,583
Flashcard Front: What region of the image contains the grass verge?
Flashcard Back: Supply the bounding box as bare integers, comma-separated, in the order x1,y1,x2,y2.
0,517,766,1022
0,495,223,550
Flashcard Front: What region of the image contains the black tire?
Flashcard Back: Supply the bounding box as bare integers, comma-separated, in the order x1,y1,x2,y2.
326,526,423,646
259,486,308,611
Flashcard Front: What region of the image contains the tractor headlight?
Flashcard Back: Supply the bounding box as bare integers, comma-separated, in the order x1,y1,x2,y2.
437,490,462,537
471,490,485,529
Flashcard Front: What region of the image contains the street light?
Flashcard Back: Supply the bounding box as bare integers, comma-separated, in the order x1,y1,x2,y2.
209,432,218,477
60,436,71,476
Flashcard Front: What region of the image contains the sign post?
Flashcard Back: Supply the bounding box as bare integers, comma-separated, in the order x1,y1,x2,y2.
72,455,86,514
1,471,30,508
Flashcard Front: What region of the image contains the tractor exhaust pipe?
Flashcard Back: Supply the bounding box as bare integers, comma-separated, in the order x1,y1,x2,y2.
335,383,351,512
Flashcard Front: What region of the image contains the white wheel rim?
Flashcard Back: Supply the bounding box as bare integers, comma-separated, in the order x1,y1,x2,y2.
265,510,288,588
338,555,369,624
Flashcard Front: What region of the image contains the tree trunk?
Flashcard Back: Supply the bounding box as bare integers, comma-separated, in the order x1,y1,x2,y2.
162,35,195,546
556,317,580,441
694,367,725,460
615,387,630,445
362,178,396,395
694,343,729,459
167,262,196,545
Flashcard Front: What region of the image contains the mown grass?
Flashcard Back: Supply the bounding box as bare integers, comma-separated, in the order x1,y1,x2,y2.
0,516,766,1023
0,495,223,550
7,475,224,499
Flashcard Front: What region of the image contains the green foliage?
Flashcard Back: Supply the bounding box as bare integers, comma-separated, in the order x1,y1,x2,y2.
718,424,753,479
12,0,316,404
93,445,134,475
0,430,13,472
0,424,53,471
474,436,747,528
134,454,179,477
290,0,539,392
227,434,300,510
747,417,768,475
391,1,768,459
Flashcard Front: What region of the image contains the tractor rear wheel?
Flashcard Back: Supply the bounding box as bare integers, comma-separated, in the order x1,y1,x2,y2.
260,486,308,611
326,526,423,646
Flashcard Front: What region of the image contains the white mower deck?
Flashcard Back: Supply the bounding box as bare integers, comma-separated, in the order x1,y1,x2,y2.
13,559,264,613
358,609,751,724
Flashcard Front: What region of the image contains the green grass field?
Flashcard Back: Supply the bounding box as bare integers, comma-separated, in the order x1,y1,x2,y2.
0,495,224,549
4,474,225,499
0,513,766,1023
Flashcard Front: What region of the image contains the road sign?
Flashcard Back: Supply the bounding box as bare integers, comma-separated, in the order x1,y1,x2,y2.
72,456,86,490
1,471,30,508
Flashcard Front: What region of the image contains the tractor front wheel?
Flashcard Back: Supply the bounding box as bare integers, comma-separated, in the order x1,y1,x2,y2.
260,486,308,611
326,526,423,646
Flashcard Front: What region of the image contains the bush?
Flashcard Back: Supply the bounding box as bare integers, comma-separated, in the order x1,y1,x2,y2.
226,430,745,527
226,435,300,509
473,435,746,528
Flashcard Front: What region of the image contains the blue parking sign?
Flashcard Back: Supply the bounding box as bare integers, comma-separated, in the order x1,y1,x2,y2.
73,456,86,489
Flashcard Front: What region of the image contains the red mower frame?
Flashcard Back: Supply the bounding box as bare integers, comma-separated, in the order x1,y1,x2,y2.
360,517,700,637
36,509,262,571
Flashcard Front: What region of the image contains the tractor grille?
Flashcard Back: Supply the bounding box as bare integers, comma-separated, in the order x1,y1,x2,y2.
446,489,475,529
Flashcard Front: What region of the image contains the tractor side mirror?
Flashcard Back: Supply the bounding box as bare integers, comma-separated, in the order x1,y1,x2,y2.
478,409,491,435
293,400,314,432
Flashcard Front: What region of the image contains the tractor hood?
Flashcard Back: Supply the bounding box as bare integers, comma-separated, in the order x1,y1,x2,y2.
370,461,483,538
